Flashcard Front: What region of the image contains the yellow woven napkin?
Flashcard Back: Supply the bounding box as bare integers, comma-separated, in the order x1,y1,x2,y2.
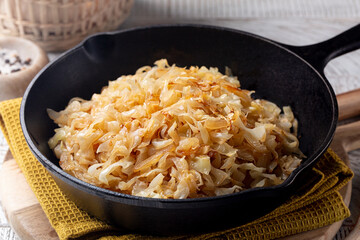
0,98,354,240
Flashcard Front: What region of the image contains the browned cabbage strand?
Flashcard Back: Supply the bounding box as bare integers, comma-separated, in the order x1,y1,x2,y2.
48,59,304,199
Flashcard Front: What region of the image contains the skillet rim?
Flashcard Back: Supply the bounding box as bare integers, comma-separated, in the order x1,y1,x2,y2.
20,23,338,206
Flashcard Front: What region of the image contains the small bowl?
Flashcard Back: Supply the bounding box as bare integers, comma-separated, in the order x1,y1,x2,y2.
0,36,49,101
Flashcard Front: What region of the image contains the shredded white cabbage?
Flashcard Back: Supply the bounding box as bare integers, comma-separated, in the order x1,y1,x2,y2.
48,59,304,199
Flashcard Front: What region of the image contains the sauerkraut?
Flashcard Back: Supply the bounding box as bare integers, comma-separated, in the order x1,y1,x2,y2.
48,59,304,199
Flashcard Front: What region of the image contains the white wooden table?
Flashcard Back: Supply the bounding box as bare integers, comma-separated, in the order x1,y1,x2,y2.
1,0,360,239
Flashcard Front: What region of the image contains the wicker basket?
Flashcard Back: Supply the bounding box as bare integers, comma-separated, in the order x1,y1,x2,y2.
0,0,134,52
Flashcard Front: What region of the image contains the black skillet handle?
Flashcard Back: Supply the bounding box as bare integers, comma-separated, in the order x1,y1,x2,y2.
279,24,360,76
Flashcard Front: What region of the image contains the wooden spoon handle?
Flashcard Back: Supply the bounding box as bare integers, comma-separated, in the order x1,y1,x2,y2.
337,88,360,121
336,88,360,152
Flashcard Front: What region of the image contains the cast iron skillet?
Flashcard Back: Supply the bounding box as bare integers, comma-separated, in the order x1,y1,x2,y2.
20,24,360,235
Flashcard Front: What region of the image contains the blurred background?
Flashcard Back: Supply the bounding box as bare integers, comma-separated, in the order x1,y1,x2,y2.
1,0,360,239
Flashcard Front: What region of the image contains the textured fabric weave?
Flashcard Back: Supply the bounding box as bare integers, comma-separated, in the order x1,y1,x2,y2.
0,98,354,240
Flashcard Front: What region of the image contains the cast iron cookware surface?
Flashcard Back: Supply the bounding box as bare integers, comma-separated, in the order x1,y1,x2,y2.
21,24,360,235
